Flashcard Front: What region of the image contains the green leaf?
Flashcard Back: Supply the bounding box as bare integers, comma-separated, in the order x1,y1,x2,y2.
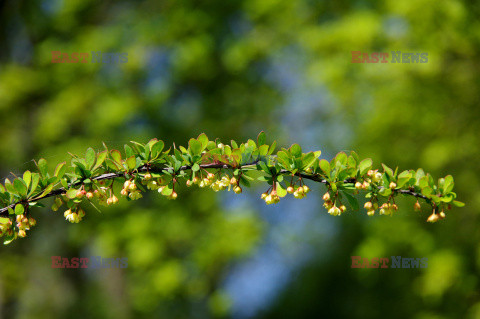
189,138,203,156
130,141,145,154
443,175,454,194
452,200,465,207
4,235,15,245
257,161,271,174
38,183,55,198
125,145,135,158
319,159,330,176
358,158,373,176
66,189,78,199
276,182,287,197
421,187,433,196
4,179,16,194
54,162,67,178
302,152,316,170
350,151,360,164
192,163,200,172
378,187,392,197
334,152,348,166
290,144,302,158
197,133,209,149
382,163,394,179
343,192,359,211
85,148,96,169
276,151,290,168
257,131,266,146
416,168,425,181
268,141,277,155
150,140,165,159
396,170,411,188
13,178,28,197
347,155,357,168
239,175,251,187
37,158,48,177
126,156,136,171
93,151,108,171
28,173,40,197
23,171,32,188
161,183,173,196
110,150,122,164
15,204,24,215
257,176,270,182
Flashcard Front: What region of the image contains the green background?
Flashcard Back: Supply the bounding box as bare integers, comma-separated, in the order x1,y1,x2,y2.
0,0,479,318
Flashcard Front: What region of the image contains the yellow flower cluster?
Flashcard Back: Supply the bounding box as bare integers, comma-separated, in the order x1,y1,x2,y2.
64,208,85,223
121,180,143,200
186,173,242,194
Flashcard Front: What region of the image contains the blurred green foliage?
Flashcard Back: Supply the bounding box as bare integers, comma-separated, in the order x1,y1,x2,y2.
0,0,479,318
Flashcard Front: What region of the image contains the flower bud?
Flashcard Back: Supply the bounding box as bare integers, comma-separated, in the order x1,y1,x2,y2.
414,201,421,211
323,192,331,201
303,185,310,194
427,213,439,223
287,186,294,194
355,182,362,190
389,182,397,189
86,192,94,199
364,201,373,210
234,186,242,194
265,194,272,204
28,218,36,226
144,173,152,180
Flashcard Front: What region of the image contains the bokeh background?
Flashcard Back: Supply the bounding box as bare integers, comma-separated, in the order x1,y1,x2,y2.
1,0,479,318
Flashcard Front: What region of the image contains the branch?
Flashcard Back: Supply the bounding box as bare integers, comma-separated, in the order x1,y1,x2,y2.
0,132,464,244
